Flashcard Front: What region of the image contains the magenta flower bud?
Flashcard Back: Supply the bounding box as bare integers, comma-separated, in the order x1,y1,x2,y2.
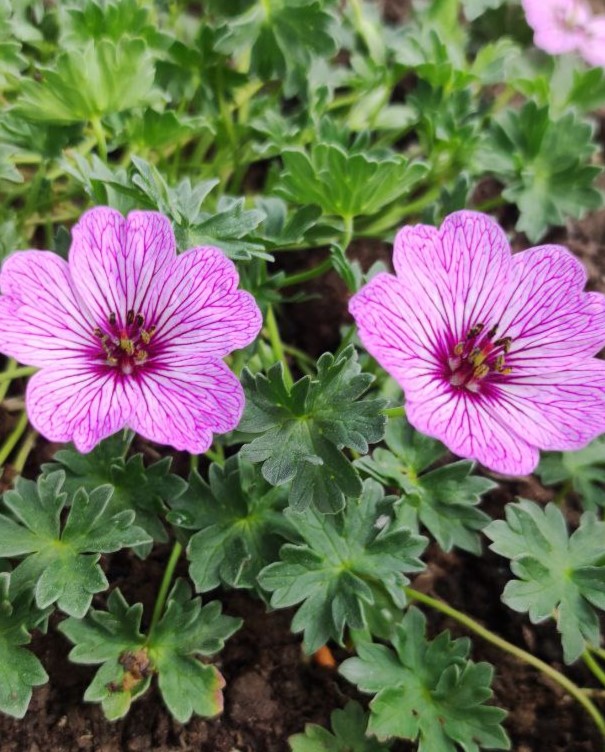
349,210,605,476
0,207,262,453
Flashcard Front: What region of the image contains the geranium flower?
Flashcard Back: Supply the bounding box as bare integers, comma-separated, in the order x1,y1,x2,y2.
349,211,605,475
0,207,262,453
522,0,605,67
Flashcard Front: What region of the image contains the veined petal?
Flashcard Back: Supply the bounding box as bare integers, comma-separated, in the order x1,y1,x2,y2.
405,380,539,475
128,354,244,453
26,365,130,452
148,246,262,356
0,251,96,367
348,272,443,388
69,207,175,328
494,360,605,451
393,211,513,340
502,246,605,367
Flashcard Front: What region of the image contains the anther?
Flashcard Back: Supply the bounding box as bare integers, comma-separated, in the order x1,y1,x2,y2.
127,309,135,325
473,364,489,380
453,342,464,356
487,323,499,339
467,323,484,339
109,312,117,327
93,327,103,337
135,313,144,328
495,337,512,353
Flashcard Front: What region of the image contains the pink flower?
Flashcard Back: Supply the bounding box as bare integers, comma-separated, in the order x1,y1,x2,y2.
522,0,605,67
349,211,605,476
0,207,262,453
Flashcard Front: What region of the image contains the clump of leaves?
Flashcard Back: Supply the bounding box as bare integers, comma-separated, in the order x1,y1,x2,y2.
356,418,494,553
537,437,605,512
485,501,605,663
60,580,241,722
340,607,510,751
240,346,386,513
289,701,392,752
0,471,151,617
258,480,426,652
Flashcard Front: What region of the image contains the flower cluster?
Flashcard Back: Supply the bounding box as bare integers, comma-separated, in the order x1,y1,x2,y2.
522,0,605,67
350,210,605,475
0,207,262,453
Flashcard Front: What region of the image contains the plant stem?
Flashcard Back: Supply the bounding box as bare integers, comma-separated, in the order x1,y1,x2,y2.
0,366,37,383
0,412,29,467
383,406,405,418
148,541,183,636
405,587,605,738
585,649,605,688
0,358,17,401
12,429,38,474
265,305,293,388
277,256,333,288
90,116,108,161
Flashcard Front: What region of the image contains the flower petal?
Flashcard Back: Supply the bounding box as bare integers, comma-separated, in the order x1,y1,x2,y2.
405,379,539,476
393,211,513,340
69,207,175,328
26,365,130,452
348,272,443,388
148,246,262,356
502,246,605,368
494,361,605,451
0,251,96,367
128,354,244,453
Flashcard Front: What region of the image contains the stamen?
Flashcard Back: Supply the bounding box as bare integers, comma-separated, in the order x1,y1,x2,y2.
119,337,135,355
93,327,103,337
453,342,464,356
109,312,117,327
495,337,512,353
466,323,484,339
487,323,499,339
135,313,144,328
473,363,489,380
127,309,135,325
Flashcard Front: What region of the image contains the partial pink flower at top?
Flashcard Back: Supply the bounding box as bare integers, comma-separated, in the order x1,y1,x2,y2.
349,211,605,476
0,207,262,454
522,0,605,67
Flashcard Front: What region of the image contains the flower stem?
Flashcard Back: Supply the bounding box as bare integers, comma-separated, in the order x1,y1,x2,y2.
585,649,605,688
0,358,17,402
277,257,333,288
90,116,108,161
382,406,405,418
12,429,38,474
405,587,605,738
0,412,29,467
148,541,183,636
0,366,37,383
265,305,293,388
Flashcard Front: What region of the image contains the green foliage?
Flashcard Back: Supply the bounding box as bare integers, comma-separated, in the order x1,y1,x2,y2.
289,701,392,752
167,456,296,592
340,607,510,751
258,480,426,652
17,39,157,123
215,0,338,95
0,471,151,617
240,347,386,512
42,431,187,550
485,501,605,663
276,141,428,219
474,101,603,241
59,581,240,722
356,418,494,553
0,573,48,719
537,437,605,512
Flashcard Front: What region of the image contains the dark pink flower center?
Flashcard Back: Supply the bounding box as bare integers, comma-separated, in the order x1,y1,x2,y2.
446,322,513,394
94,309,157,375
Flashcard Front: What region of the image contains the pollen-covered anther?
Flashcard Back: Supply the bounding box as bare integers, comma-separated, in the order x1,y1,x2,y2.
447,321,514,393
119,337,135,355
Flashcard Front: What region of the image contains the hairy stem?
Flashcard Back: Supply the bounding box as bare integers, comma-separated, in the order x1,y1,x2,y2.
148,541,183,636
382,406,405,418
0,412,29,467
585,649,605,688
277,256,333,288
0,366,37,383
90,116,108,161
265,305,293,388
13,429,38,474
405,587,605,738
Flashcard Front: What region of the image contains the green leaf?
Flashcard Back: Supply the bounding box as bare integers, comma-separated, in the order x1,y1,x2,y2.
485,501,605,663
462,0,506,21
215,0,338,96
0,471,151,617
340,608,510,751
170,456,296,592
276,142,428,219
537,437,605,512
42,431,187,550
289,700,392,752
148,580,241,723
474,101,603,241
0,573,48,718
356,418,493,553
258,480,426,652
0,144,23,183
60,582,240,723
240,346,386,512
17,38,157,123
